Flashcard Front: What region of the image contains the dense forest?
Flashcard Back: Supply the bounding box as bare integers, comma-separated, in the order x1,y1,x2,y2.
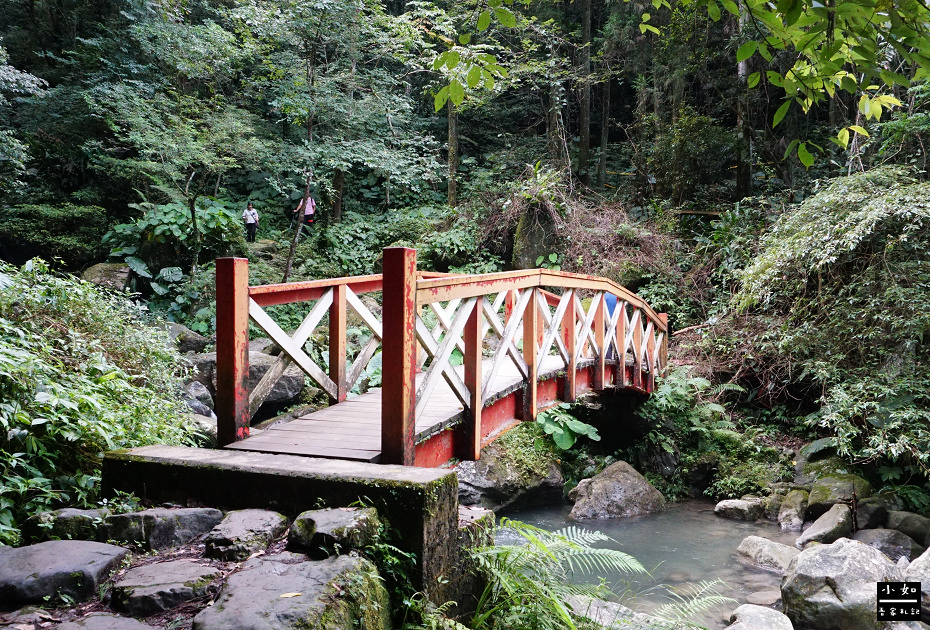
3,0,930,626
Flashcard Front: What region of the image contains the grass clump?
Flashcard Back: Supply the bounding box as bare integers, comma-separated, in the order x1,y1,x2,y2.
0,259,198,545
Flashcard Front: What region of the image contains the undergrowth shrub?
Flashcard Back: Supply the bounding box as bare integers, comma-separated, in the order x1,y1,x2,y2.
729,166,930,479
0,260,198,544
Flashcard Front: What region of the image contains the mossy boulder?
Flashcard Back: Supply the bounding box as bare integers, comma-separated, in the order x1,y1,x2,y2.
204,509,289,561
191,554,391,630
21,508,109,543
806,474,873,520
288,507,381,558
778,489,808,532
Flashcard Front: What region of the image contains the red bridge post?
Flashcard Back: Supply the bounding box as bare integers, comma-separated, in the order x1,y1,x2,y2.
459,301,483,460
381,247,417,465
329,284,348,404
522,288,538,420
215,257,250,446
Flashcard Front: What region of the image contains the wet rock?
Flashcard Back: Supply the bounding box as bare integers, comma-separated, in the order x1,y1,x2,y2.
779,490,809,532
456,442,563,511
856,496,889,530
185,380,214,410
106,507,224,550
166,322,209,354
57,613,153,629
806,474,873,521
727,604,793,629
745,589,782,607
189,353,217,394
21,508,108,543
112,559,222,616
568,461,666,520
205,509,289,561
566,595,667,629
762,494,784,520
800,456,850,483
782,538,903,630
851,528,925,562
887,511,930,547
736,535,800,573
714,498,763,521
796,504,852,548
0,540,128,606
288,507,380,558
183,396,216,419
191,554,391,630
82,263,130,291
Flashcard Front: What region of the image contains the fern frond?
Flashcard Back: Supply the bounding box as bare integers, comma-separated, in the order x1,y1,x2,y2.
551,525,613,546
560,548,647,575
651,579,736,625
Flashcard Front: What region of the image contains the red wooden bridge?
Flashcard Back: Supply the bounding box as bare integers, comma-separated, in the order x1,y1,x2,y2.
214,247,668,467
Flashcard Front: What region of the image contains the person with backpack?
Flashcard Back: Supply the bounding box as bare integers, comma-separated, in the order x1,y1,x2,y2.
242,201,259,243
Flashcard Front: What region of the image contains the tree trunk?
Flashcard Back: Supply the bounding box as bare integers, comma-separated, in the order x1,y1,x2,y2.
577,0,592,187
448,102,458,207
735,9,752,199
188,193,201,279
332,169,345,223
597,76,611,188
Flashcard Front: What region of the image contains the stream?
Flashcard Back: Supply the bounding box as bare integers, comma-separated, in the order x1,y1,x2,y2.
500,499,798,629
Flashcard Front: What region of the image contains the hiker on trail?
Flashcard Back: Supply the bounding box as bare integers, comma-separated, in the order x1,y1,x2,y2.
242,201,259,243
293,195,316,228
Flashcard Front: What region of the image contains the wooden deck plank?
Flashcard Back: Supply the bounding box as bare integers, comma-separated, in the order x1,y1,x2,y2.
228,354,575,462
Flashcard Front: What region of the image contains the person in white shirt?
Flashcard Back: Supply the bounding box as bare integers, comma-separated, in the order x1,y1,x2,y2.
242,201,259,242
293,195,316,229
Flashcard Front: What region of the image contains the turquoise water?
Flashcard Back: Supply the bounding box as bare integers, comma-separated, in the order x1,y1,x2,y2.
500,500,799,629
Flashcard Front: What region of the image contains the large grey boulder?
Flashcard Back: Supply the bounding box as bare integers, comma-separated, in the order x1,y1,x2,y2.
852,528,925,562
21,508,108,543
82,263,130,291
185,380,214,410
796,504,852,548
714,498,763,521
779,490,809,532
736,535,800,573
456,442,563,511
166,322,209,354
106,507,224,550
782,538,903,630
205,509,289,561
887,511,930,547
0,540,128,606
905,546,930,606
806,474,873,520
727,604,794,630
191,554,391,630
190,352,306,410
288,507,380,558
568,461,666,520
57,613,153,629
762,493,784,520
856,496,889,530
112,559,222,616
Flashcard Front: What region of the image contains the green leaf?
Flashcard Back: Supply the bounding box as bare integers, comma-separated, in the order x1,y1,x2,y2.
477,10,491,31
467,65,482,88
445,50,461,70
797,142,814,167
706,0,721,21
433,86,450,112
125,256,152,278
449,79,465,106
836,127,850,148
494,7,516,27
747,72,760,88
458,33,472,45
772,100,791,127
150,281,169,295
848,125,869,137
736,41,758,62
553,429,576,450
549,253,558,262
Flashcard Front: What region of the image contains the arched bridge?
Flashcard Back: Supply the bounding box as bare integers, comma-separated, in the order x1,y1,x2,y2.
214,247,668,467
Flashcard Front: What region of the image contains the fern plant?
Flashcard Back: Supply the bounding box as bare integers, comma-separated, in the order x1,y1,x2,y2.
470,518,647,630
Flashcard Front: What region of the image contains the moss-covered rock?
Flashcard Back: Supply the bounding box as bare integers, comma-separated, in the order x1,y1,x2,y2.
806,474,873,520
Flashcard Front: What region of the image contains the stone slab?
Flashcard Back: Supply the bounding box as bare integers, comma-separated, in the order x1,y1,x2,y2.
112,559,222,616
0,540,128,606
101,445,458,600
205,509,288,561
58,612,154,629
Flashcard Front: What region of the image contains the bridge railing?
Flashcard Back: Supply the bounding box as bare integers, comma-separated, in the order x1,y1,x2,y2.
215,247,667,465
